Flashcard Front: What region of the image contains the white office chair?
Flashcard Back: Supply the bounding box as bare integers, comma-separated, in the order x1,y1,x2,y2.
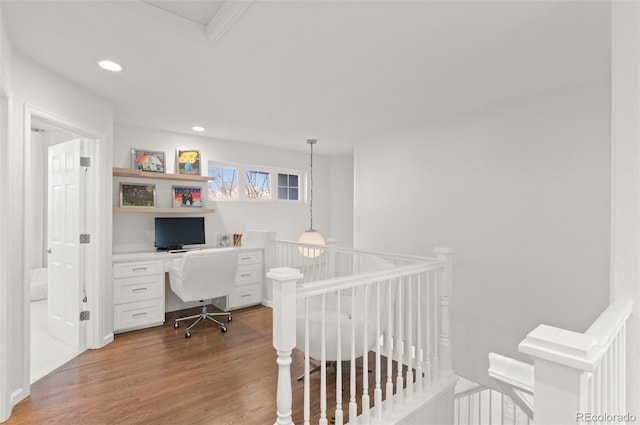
169,248,238,338
296,255,395,379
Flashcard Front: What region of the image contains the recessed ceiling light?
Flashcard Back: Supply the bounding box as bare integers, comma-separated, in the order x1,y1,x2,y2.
98,60,123,72
192,126,205,132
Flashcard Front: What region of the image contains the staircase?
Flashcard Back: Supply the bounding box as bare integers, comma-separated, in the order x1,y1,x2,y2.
454,377,531,425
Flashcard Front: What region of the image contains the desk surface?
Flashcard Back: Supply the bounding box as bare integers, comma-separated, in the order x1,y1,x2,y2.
113,245,261,263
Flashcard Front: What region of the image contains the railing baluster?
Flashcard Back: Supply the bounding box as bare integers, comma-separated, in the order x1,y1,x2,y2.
335,290,343,425
375,280,383,422
396,278,404,406
416,272,423,393
320,294,328,425
425,270,432,386
304,297,310,425
362,284,370,424
349,286,357,422
407,274,414,399
386,278,394,413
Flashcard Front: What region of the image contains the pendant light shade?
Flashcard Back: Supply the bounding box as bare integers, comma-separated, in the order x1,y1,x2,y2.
298,139,325,258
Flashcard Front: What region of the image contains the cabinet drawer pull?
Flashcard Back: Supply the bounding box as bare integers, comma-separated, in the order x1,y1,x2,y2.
132,288,148,293
132,267,148,272
240,257,252,261
240,273,252,278
240,294,252,298
132,312,148,318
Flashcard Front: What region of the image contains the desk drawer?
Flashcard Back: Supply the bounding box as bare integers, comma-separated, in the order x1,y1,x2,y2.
228,285,261,309
114,274,164,304
236,264,262,285
237,251,262,266
114,299,164,332
113,260,163,278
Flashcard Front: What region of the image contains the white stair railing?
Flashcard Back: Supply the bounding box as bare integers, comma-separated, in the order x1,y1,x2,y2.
270,243,456,425
454,383,532,425
518,299,633,425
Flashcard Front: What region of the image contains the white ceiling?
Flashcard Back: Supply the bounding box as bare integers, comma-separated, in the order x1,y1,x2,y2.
2,1,611,155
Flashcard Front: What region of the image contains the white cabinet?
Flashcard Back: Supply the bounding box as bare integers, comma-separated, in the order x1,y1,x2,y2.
214,249,263,311
113,259,165,333
112,247,264,333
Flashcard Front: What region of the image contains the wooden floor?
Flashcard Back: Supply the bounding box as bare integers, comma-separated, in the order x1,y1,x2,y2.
7,304,406,425
7,305,312,425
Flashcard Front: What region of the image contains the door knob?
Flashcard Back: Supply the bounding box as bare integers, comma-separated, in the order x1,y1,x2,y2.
47,248,52,254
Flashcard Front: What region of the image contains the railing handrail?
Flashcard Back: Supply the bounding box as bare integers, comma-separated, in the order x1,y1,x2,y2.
518,298,634,425
270,244,456,424
454,383,488,399
585,298,633,355
273,238,439,263
296,260,444,298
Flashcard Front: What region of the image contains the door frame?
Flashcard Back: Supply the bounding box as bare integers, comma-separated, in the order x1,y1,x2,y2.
23,104,104,384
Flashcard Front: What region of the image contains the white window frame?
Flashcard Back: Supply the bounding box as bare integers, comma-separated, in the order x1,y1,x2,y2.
208,160,305,203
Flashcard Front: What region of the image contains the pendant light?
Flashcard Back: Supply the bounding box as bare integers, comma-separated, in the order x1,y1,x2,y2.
298,139,325,257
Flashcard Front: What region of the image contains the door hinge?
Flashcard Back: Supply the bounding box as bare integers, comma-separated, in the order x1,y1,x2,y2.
80,234,90,244
80,311,90,321
80,157,91,167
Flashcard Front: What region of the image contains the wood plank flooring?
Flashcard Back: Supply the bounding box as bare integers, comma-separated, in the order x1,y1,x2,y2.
7,305,406,425
7,305,302,425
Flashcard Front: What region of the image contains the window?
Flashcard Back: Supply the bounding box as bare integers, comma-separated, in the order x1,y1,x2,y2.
208,160,303,202
278,173,299,200
245,170,271,199
208,165,238,199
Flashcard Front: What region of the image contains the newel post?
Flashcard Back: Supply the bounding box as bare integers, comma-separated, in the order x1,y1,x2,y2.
434,247,455,379
269,267,304,425
519,324,597,425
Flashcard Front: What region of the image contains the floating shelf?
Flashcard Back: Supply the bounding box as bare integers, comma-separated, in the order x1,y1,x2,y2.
113,207,216,214
113,167,213,182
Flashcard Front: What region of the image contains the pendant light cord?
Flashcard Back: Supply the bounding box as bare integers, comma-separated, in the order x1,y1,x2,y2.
307,139,316,232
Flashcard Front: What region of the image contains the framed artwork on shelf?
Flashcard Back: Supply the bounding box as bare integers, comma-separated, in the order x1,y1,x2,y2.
176,148,201,175
172,185,202,208
120,183,157,207
131,148,166,173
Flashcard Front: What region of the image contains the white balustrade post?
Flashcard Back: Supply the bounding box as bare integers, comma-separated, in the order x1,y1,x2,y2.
519,324,597,425
433,247,455,379
269,267,304,425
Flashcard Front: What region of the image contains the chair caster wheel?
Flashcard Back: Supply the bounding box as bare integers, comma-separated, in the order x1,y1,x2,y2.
221,327,227,333
227,316,232,322
185,332,191,338
174,322,179,329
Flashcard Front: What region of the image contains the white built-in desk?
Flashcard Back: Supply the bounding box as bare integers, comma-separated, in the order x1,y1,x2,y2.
112,246,263,333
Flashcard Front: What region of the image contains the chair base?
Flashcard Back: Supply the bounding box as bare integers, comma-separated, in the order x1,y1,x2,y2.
174,301,231,338
297,361,371,381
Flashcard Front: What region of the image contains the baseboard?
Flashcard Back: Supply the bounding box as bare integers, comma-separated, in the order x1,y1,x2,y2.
102,332,114,347
10,386,26,410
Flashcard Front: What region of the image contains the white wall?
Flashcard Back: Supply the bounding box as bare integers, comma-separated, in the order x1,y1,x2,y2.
0,49,114,420
353,82,611,387
113,123,352,251
330,154,354,247
611,2,640,415
0,7,15,422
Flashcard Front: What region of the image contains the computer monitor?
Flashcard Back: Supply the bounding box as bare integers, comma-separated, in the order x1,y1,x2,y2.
154,217,205,250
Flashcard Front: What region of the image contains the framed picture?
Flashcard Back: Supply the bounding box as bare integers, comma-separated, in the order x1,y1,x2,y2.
176,149,201,175
172,185,202,208
120,183,156,207
131,148,166,173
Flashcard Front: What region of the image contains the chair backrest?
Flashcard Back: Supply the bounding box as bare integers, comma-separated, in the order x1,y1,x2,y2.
296,255,396,361
169,248,238,303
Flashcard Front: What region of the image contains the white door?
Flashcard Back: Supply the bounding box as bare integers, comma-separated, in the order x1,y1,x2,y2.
47,139,85,349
